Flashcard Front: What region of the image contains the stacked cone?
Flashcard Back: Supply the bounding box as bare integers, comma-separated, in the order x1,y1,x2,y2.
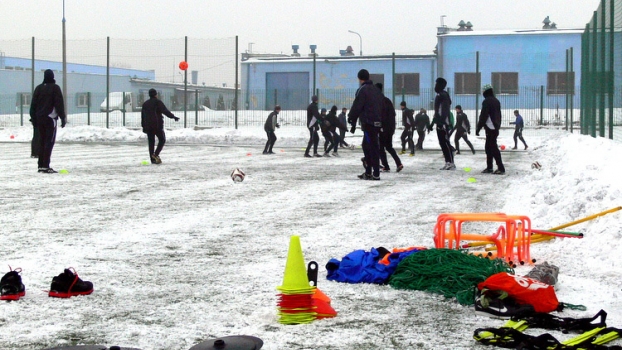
276,236,316,324
312,287,337,319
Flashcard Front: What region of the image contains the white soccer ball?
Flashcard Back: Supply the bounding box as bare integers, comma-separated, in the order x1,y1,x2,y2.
231,168,246,182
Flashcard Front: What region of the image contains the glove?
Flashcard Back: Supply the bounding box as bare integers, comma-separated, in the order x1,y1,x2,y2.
173,117,180,122
350,125,356,134
276,123,280,128
61,118,67,128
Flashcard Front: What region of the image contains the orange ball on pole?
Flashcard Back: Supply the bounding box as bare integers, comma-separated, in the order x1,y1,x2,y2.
179,61,188,71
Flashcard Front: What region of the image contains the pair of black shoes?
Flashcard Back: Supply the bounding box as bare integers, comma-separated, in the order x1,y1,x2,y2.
482,168,505,175
38,168,58,173
0,267,93,301
150,154,162,164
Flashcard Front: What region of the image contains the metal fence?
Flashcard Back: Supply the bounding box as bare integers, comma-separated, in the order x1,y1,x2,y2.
581,0,621,139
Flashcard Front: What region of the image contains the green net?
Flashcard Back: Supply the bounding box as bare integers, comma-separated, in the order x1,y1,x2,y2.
388,248,514,305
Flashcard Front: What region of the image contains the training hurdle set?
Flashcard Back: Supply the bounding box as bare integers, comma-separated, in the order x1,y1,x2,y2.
434,213,534,265
433,207,621,265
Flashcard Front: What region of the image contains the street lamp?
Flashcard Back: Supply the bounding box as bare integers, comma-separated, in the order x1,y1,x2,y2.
348,30,362,56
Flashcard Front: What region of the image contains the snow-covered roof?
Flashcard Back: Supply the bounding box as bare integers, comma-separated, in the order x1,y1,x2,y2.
242,54,436,64
440,28,584,37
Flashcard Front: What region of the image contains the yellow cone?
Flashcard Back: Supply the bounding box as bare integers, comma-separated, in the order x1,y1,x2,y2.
277,236,313,293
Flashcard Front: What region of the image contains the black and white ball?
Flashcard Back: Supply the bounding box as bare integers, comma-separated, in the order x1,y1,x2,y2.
231,168,246,182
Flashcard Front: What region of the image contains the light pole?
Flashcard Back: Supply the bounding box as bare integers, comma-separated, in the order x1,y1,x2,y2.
348,30,362,56
62,0,67,112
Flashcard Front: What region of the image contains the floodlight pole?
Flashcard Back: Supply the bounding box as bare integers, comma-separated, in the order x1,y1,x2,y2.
348,30,362,56
62,0,67,112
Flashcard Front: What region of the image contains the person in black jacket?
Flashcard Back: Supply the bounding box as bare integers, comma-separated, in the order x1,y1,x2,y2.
29,69,67,173
338,107,351,148
433,77,455,170
476,84,505,174
376,83,402,172
399,101,415,156
326,105,341,156
263,105,281,154
414,108,431,150
304,95,322,158
454,105,475,155
348,69,383,180
141,88,179,164
319,108,334,157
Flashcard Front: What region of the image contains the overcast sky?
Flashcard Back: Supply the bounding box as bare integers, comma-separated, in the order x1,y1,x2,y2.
0,1,600,56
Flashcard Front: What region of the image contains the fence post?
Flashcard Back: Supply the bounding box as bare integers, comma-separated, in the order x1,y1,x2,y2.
20,93,24,126
235,35,239,130
87,92,91,126
392,52,396,105
539,85,544,125
274,89,278,107
195,89,199,126
565,49,569,131
106,36,110,129
475,51,480,118
122,91,126,126
184,36,188,129
31,37,35,95
570,47,574,134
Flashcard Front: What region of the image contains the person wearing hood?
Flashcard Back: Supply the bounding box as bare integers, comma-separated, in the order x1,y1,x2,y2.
326,105,342,156
414,108,431,150
337,107,351,148
399,101,415,156
141,88,179,164
29,69,67,173
263,105,281,154
476,84,505,174
376,83,402,172
348,69,383,180
319,107,334,157
305,95,322,158
432,77,455,170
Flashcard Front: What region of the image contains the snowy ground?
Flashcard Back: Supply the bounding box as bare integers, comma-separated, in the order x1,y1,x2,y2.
0,124,621,350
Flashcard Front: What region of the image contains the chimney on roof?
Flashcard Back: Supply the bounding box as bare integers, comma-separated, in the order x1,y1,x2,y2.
543,16,551,29
309,45,317,57
550,22,557,29
457,20,466,31
340,45,355,56
465,21,473,31
291,45,301,57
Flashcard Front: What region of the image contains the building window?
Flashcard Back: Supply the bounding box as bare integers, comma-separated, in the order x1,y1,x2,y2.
547,72,575,95
17,93,32,106
76,93,90,108
394,73,420,95
491,72,518,94
454,72,481,94
369,74,384,87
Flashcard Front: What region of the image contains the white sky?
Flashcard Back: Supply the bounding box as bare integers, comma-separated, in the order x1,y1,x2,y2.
0,0,601,56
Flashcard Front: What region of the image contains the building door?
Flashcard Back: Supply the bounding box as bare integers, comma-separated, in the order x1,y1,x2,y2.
266,72,310,110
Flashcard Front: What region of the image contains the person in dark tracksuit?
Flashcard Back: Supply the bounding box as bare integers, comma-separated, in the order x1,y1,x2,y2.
399,101,415,156
141,88,179,164
511,110,528,150
319,108,335,156
29,69,67,173
433,77,455,170
263,105,281,154
476,84,505,175
376,83,402,172
338,107,351,148
305,95,322,158
414,108,431,150
454,105,475,155
348,69,383,180
326,105,341,156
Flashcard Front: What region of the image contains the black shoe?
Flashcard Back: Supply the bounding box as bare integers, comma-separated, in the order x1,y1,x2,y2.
154,155,162,164
0,267,25,301
493,169,505,175
304,153,312,158
314,153,323,158
381,167,390,172
48,268,94,298
150,154,158,164
262,151,268,155
371,175,380,181
396,164,404,173
456,151,461,155
475,292,534,319
472,149,476,154
268,151,275,154
481,168,494,174
38,168,58,174
357,173,372,180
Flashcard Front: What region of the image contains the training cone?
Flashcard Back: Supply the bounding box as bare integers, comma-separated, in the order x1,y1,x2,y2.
467,177,477,183
313,298,337,319
141,160,150,165
463,167,471,172
312,287,331,304
59,169,69,174
277,236,313,293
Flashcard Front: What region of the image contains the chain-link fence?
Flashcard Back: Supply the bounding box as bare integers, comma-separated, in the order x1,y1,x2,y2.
581,0,622,140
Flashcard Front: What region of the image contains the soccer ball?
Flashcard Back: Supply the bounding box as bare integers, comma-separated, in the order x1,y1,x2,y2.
231,168,245,182
500,145,506,151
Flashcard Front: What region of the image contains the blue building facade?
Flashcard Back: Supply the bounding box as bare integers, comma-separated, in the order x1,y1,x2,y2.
437,29,582,111
242,55,437,110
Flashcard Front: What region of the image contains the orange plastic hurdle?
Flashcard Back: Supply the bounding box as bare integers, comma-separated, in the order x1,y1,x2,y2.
433,213,532,264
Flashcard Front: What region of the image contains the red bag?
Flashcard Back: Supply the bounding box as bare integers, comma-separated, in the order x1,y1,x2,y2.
478,272,559,313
